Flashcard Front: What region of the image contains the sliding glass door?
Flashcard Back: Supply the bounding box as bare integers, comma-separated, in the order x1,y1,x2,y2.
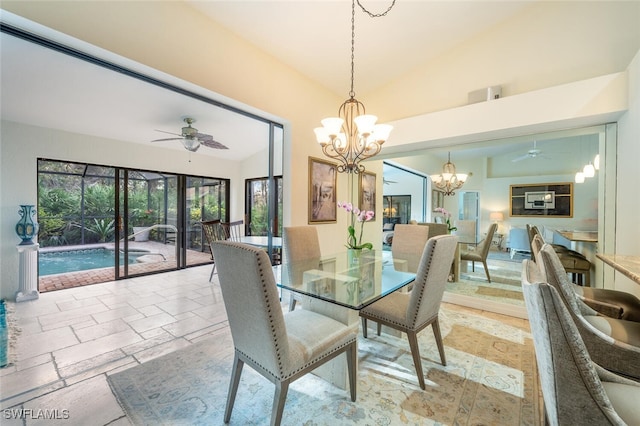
38,159,229,289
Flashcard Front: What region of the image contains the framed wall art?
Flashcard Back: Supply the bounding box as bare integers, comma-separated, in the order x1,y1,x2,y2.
510,182,573,217
308,157,337,223
359,171,376,217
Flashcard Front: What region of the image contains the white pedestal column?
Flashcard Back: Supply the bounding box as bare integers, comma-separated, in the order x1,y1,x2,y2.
16,243,39,302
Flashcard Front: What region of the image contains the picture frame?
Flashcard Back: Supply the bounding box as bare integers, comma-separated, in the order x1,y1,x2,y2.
308,157,337,223
359,171,376,218
432,190,444,211
510,182,573,217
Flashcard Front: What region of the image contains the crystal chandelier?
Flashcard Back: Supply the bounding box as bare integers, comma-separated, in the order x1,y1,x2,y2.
430,152,469,196
314,0,395,174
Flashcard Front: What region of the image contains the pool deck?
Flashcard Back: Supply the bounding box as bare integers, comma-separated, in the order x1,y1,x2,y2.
38,241,212,292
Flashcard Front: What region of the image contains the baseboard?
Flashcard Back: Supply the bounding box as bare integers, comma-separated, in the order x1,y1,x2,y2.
443,291,529,319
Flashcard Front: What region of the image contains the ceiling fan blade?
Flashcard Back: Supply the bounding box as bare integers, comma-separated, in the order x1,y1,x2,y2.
151,137,183,142
512,153,531,162
154,129,181,136
201,139,229,150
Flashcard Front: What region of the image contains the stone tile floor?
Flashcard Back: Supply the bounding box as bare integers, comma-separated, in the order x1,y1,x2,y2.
1,259,526,425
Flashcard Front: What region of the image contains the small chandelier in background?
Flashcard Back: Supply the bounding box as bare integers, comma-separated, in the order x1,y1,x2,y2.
430,152,469,196
314,0,395,174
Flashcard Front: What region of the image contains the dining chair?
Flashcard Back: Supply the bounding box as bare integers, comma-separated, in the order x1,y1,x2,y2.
391,224,430,273
531,234,640,321
535,243,640,380
528,224,591,286
201,219,224,281
211,241,357,426
360,234,458,390
521,260,640,426
282,226,321,311
221,220,244,242
460,222,497,282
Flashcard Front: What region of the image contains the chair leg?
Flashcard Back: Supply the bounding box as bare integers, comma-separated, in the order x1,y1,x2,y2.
472,261,475,272
288,294,297,311
483,260,491,282
432,318,447,366
346,342,357,402
224,353,244,423
271,380,289,426
209,262,216,282
376,322,382,336
406,330,426,390
361,317,368,338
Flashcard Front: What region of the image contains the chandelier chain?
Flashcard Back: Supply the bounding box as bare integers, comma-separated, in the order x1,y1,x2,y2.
349,0,356,98
356,0,396,18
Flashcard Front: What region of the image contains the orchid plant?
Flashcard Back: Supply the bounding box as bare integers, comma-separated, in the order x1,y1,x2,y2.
434,207,457,233
338,201,375,250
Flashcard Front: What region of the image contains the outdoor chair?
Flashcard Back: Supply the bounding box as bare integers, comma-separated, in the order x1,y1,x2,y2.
521,260,640,426
201,219,224,281
360,234,458,390
211,241,357,426
221,220,244,242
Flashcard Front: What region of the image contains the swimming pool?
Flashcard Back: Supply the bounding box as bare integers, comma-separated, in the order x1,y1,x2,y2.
39,248,148,276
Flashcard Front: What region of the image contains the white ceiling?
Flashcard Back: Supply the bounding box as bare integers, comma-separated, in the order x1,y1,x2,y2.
0,2,603,165
187,0,535,97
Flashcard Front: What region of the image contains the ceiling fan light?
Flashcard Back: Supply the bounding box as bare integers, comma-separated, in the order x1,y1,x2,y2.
594,154,600,170
575,171,585,183
583,163,595,178
183,137,200,152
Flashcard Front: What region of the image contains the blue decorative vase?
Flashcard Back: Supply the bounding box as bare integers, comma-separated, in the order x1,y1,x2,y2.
15,205,39,245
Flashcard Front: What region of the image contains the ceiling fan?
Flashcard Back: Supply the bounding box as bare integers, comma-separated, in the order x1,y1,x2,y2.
151,117,229,152
512,140,547,162
383,178,397,185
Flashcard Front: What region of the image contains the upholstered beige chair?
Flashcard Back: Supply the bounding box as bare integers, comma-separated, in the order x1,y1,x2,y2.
282,226,322,311
360,234,458,390
211,241,357,426
521,260,640,426
391,224,430,273
460,223,497,282
417,222,449,239
535,243,640,380
531,234,640,322
201,219,224,281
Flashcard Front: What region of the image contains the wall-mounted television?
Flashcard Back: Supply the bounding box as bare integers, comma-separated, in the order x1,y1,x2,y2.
525,191,555,209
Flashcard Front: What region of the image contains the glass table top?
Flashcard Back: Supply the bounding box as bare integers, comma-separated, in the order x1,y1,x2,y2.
274,250,417,310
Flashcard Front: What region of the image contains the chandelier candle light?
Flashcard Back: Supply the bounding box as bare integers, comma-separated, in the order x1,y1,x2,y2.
430,152,469,196
314,0,395,174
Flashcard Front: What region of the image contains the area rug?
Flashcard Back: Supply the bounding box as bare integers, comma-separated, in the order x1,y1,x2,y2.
0,300,19,368
108,306,540,425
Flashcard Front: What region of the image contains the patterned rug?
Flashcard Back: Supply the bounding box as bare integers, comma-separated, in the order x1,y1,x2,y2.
108,305,540,425
0,300,19,368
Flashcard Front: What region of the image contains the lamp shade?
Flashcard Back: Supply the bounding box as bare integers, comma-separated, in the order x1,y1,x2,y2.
490,212,504,222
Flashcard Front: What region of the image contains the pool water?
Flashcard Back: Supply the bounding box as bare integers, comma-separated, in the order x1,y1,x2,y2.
39,248,146,276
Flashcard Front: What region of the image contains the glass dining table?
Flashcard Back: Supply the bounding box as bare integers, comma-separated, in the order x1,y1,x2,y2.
272,249,419,390
274,249,417,310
